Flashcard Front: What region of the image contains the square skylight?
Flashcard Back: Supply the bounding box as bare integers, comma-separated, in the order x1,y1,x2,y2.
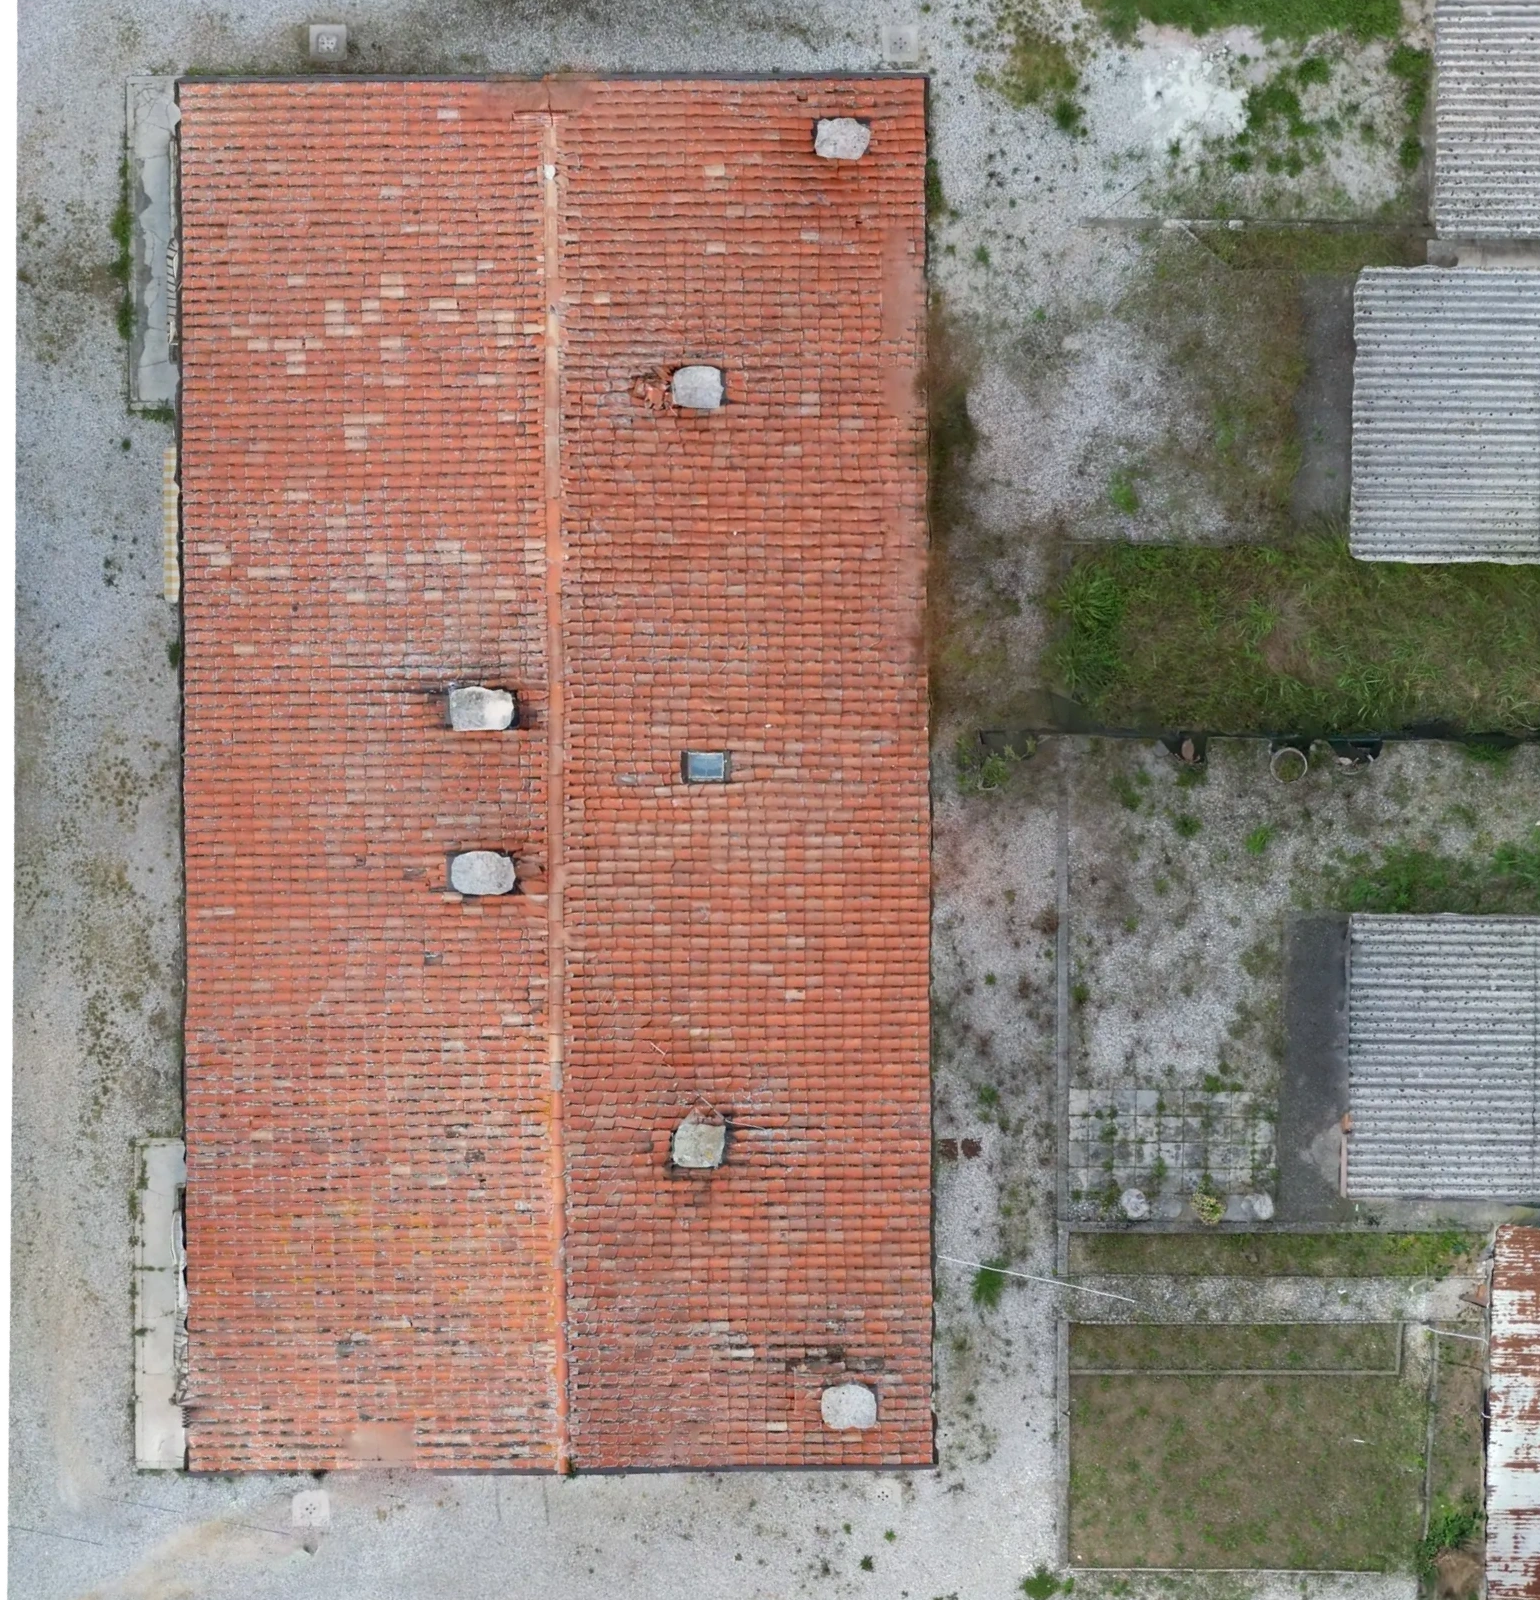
681,750,731,784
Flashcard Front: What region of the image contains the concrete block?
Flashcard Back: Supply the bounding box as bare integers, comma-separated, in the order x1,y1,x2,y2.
449,851,516,896
125,78,181,410
814,118,871,160
133,1138,186,1470
448,686,516,731
821,1382,878,1430
671,365,725,410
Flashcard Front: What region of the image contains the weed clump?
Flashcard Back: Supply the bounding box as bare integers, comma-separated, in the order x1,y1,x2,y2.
1021,1567,1070,1600
972,1260,1009,1309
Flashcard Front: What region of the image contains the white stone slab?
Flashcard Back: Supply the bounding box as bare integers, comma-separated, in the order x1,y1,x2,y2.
450,850,516,896
671,365,725,409
814,118,871,160
448,686,516,731
672,1120,726,1169
821,1382,878,1430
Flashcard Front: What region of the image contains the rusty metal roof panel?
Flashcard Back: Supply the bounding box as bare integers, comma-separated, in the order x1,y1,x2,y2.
1435,0,1540,241
1350,269,1540,563
1490,1224,1540,1600
1346,915,1540,1198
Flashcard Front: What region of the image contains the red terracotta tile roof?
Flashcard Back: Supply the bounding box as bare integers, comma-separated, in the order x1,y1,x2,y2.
179,76,931,1472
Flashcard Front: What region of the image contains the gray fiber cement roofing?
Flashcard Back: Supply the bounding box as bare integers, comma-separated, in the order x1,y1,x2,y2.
1350,268,1540,563
1435,0,1540,241
1346,915,1540,1199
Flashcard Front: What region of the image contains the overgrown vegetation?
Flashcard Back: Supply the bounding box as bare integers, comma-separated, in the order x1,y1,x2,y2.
1200,226,1427,273
1048,536,1540,734
1387,44,1432,173
977,12,1086,135
1322,839,1540,917
110,152,134,341
1415,1497,1482,1581
1070,1229,1482,1277
955,735,1035,794
1091,0,1399,42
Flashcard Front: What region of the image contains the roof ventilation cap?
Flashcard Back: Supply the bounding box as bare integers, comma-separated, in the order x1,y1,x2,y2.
671,1116,727,1170
820,1382,878,1430
814,118,871,161
671,365,725,410
448,685,517,732
449,850,516,896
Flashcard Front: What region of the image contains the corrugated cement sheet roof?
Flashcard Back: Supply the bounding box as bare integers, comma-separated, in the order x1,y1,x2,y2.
1350,269,1540,563
1346,915,1540,1198
1435,0,1540,240
1491,1224,1540,1600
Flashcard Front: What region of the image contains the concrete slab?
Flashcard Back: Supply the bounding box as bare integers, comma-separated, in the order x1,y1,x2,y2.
1278,914,1352,1224
1289,274,1353,526
132,1137,186,1470
126,76,179,410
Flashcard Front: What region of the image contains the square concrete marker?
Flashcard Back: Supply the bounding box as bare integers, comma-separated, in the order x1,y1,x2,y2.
292,1489,330,1529
308,23,347,61
880,23,920,65
820,1382,878,1430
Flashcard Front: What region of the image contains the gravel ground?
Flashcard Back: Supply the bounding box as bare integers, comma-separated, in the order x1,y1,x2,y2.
13,0,1468,1595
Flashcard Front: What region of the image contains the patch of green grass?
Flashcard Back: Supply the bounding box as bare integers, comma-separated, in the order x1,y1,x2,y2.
1069,1368,1426,1567
1070,1321,1399,1374
1047,535,1540,734
1173,811,1202,838
111,151,134,343
138,404,177,423
973,243,991,267
1111,772,1143,810
972,1260,1009,1310
925,155,947,221
1107,469,1141,515
1321,839,1540,916
1069,1229,1482,1278
1200,226,1426,273
1090,0,1398,43
979,21,1079,110
1244,824,1275,855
